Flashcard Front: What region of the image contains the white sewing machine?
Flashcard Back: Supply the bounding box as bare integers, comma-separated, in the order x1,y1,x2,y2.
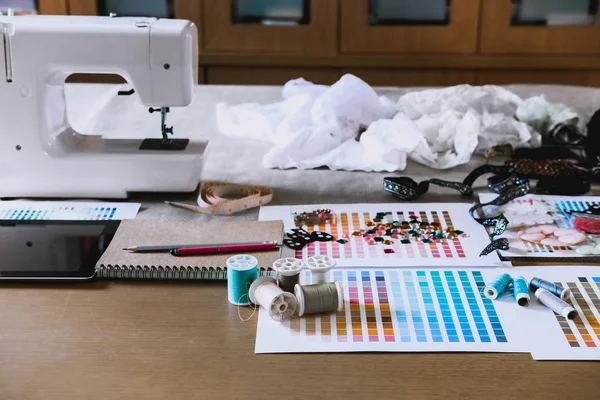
0,12,206,198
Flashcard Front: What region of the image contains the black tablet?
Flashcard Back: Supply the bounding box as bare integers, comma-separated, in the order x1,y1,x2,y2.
0,219,120,280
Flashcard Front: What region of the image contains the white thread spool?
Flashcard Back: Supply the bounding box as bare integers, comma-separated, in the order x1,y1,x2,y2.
249,276,297,321
535,288,578,320
273,258,304,293
306,255,336,284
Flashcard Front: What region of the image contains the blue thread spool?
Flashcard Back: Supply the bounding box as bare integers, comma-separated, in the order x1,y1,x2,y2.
513,276,530,307
484,273,512,300
530,277,571,300
227,254,259,306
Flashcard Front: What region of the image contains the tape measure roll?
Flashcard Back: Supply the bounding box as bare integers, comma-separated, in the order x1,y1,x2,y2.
166,182,273,215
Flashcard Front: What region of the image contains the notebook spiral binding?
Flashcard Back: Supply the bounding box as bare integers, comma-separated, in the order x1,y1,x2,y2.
95,266,274,281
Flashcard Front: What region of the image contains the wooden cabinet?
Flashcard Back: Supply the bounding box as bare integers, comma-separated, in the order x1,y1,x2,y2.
340,0,481,54
202,0,337,54
480,0,600,54
59,0,600,87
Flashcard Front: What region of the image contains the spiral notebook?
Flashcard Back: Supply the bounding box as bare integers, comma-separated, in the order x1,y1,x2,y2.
95,219,284,280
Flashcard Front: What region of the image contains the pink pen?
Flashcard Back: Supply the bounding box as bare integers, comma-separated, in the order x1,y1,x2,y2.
170,243,279,256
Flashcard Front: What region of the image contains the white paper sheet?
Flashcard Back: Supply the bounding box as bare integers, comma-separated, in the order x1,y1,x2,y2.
259,203,501,267
255,268,539,354
505,267,600,361
479,194,600,261
0,201,141,220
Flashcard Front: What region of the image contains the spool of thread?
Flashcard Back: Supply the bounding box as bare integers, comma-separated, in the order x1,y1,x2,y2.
249,276,297,321
513,276,530,307
530,277,571,300
535,288,578,320
484,273,512,300
305,255,336,284
226,254,259,306
273,258,304,293
294,282,343,317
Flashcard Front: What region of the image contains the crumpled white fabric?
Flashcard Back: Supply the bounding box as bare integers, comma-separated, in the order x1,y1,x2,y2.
217,74,541,171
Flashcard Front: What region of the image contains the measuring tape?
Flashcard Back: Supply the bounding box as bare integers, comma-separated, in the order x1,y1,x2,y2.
166,182,273,215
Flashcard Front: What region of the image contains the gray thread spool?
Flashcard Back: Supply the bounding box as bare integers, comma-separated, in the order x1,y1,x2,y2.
294,281,343,317
273,258,304,293
530,277,571,300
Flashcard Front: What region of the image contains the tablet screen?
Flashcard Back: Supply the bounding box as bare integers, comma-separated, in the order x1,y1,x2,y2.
0,220,120,279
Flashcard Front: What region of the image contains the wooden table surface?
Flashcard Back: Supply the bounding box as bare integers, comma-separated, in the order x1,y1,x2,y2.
1,280,599,400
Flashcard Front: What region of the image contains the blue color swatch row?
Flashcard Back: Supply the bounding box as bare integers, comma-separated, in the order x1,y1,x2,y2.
0,206,117,220
333,270,508,344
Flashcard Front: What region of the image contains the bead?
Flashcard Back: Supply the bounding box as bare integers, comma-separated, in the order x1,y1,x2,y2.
383,240,394,245
336,239,348,244
374,237,384,242
384,249,395,254
365,221,375,227
352,231,362,236
401,239,411,244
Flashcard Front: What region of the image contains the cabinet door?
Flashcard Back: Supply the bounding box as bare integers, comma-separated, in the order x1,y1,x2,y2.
481,0,600,54
203,0,337,54
1,0,67,14
341,0,480,54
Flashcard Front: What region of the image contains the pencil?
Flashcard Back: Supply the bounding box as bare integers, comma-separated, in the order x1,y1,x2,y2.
124,241,281,253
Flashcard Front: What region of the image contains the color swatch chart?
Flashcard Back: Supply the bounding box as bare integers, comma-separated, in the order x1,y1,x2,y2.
255,269,524,353
479,194,600,258
259,204,498,267
527,267,600,360
0,201,141,221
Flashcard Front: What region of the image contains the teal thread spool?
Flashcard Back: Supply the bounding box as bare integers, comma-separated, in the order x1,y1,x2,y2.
513,276,530,307
530,277,571,300
227,254,259,306
484,273,512,300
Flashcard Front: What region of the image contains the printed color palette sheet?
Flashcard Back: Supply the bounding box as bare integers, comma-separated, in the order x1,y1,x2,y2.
259,203,499,267
520,267,600,360
255,269,531,354
479,194,600,260
0,201,141,220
